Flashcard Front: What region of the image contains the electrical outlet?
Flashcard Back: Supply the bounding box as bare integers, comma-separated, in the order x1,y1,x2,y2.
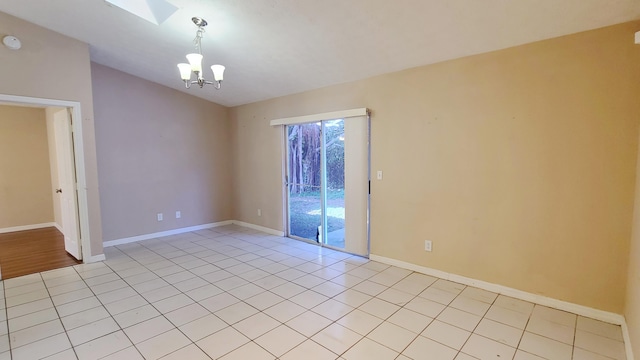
175,211,181,219
425,240,432,252
257,209,262,217
377,170,383,180
157,213,163,222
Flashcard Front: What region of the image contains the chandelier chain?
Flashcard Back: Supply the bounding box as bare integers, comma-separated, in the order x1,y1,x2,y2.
193,27,205,54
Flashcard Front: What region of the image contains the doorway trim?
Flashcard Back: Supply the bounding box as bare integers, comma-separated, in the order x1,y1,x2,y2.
0,94,94,261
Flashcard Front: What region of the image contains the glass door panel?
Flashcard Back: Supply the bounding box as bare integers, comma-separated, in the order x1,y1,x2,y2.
286,123,323,242
323,119,345,249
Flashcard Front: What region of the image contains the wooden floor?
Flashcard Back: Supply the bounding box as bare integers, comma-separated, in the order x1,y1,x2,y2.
0,227,81,280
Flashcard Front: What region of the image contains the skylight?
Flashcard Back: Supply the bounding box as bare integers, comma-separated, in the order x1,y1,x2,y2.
105,0,178,25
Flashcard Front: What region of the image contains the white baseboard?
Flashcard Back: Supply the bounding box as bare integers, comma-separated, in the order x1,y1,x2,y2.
231,221,284,236
0,222,57,234
84,254,106,263
622,319,636,360
53,222,63,233
102,220,283,249
103,221,233,247
370,254,625,326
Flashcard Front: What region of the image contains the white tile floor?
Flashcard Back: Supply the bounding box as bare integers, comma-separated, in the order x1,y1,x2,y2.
0,225,628,360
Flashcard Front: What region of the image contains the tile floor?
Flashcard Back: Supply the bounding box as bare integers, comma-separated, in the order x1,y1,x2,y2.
0,225,628,360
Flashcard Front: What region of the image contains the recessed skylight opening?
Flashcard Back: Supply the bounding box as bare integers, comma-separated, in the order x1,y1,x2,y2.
105,0,178,25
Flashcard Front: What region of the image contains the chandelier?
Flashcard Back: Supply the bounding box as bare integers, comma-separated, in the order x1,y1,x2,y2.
177,17,225,90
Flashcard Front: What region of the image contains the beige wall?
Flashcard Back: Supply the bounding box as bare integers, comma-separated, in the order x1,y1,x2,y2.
626,132,640,358
45,107,64,229
91,63,232,241
231,21,640,313
0,12,103,256
0,105,54,228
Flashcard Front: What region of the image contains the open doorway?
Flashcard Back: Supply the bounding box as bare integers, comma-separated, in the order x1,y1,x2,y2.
0,94,93,279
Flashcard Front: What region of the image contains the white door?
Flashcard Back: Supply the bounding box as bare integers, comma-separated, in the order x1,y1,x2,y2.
53,108,82,260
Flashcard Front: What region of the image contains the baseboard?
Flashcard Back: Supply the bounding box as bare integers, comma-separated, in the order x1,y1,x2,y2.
103,221,234,247
0,222,57,234
370,254,625,326
622,319,636,360
101,220,282,248
231,221,285,236
84,254,106,263
53,222,63,233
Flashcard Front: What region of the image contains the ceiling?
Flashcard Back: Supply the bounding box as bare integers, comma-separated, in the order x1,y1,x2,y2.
1,0,639,107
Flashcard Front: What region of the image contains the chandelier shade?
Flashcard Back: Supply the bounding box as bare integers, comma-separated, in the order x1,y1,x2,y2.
186,53,203,73
177,63,192,80
212,65,225,81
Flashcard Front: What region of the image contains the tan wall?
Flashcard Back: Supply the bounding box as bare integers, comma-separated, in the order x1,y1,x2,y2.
0,12,103,256
626,132,640,358
91,63,232,241
45,107,64,229
231,21,640,313
0,105,54,228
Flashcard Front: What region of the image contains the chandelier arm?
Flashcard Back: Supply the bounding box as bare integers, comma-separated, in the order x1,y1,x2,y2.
202,80,222,90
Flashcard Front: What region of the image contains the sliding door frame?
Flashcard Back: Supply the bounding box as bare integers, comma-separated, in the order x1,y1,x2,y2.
275,108,371,257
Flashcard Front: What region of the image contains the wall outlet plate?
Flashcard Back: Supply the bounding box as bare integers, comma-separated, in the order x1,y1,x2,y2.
157,213,163,221
257,209,262,216
425,240,432,252
175,211,181,219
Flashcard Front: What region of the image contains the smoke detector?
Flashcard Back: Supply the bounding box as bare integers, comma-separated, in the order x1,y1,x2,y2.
2,36,21,50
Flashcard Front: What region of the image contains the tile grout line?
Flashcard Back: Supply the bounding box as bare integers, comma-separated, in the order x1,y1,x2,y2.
1,280,12,360
42,270,81,360
513,303,533,358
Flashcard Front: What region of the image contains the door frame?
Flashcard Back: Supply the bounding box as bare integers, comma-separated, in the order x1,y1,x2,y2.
0,94,93,261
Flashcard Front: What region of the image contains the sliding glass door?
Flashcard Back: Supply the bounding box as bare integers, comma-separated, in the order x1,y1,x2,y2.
285,116,369,256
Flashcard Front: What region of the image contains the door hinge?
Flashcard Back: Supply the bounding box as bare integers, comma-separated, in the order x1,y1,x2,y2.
368,180,371,195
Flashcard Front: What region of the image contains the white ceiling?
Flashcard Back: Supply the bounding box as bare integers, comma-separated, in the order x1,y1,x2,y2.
1,0,639,107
